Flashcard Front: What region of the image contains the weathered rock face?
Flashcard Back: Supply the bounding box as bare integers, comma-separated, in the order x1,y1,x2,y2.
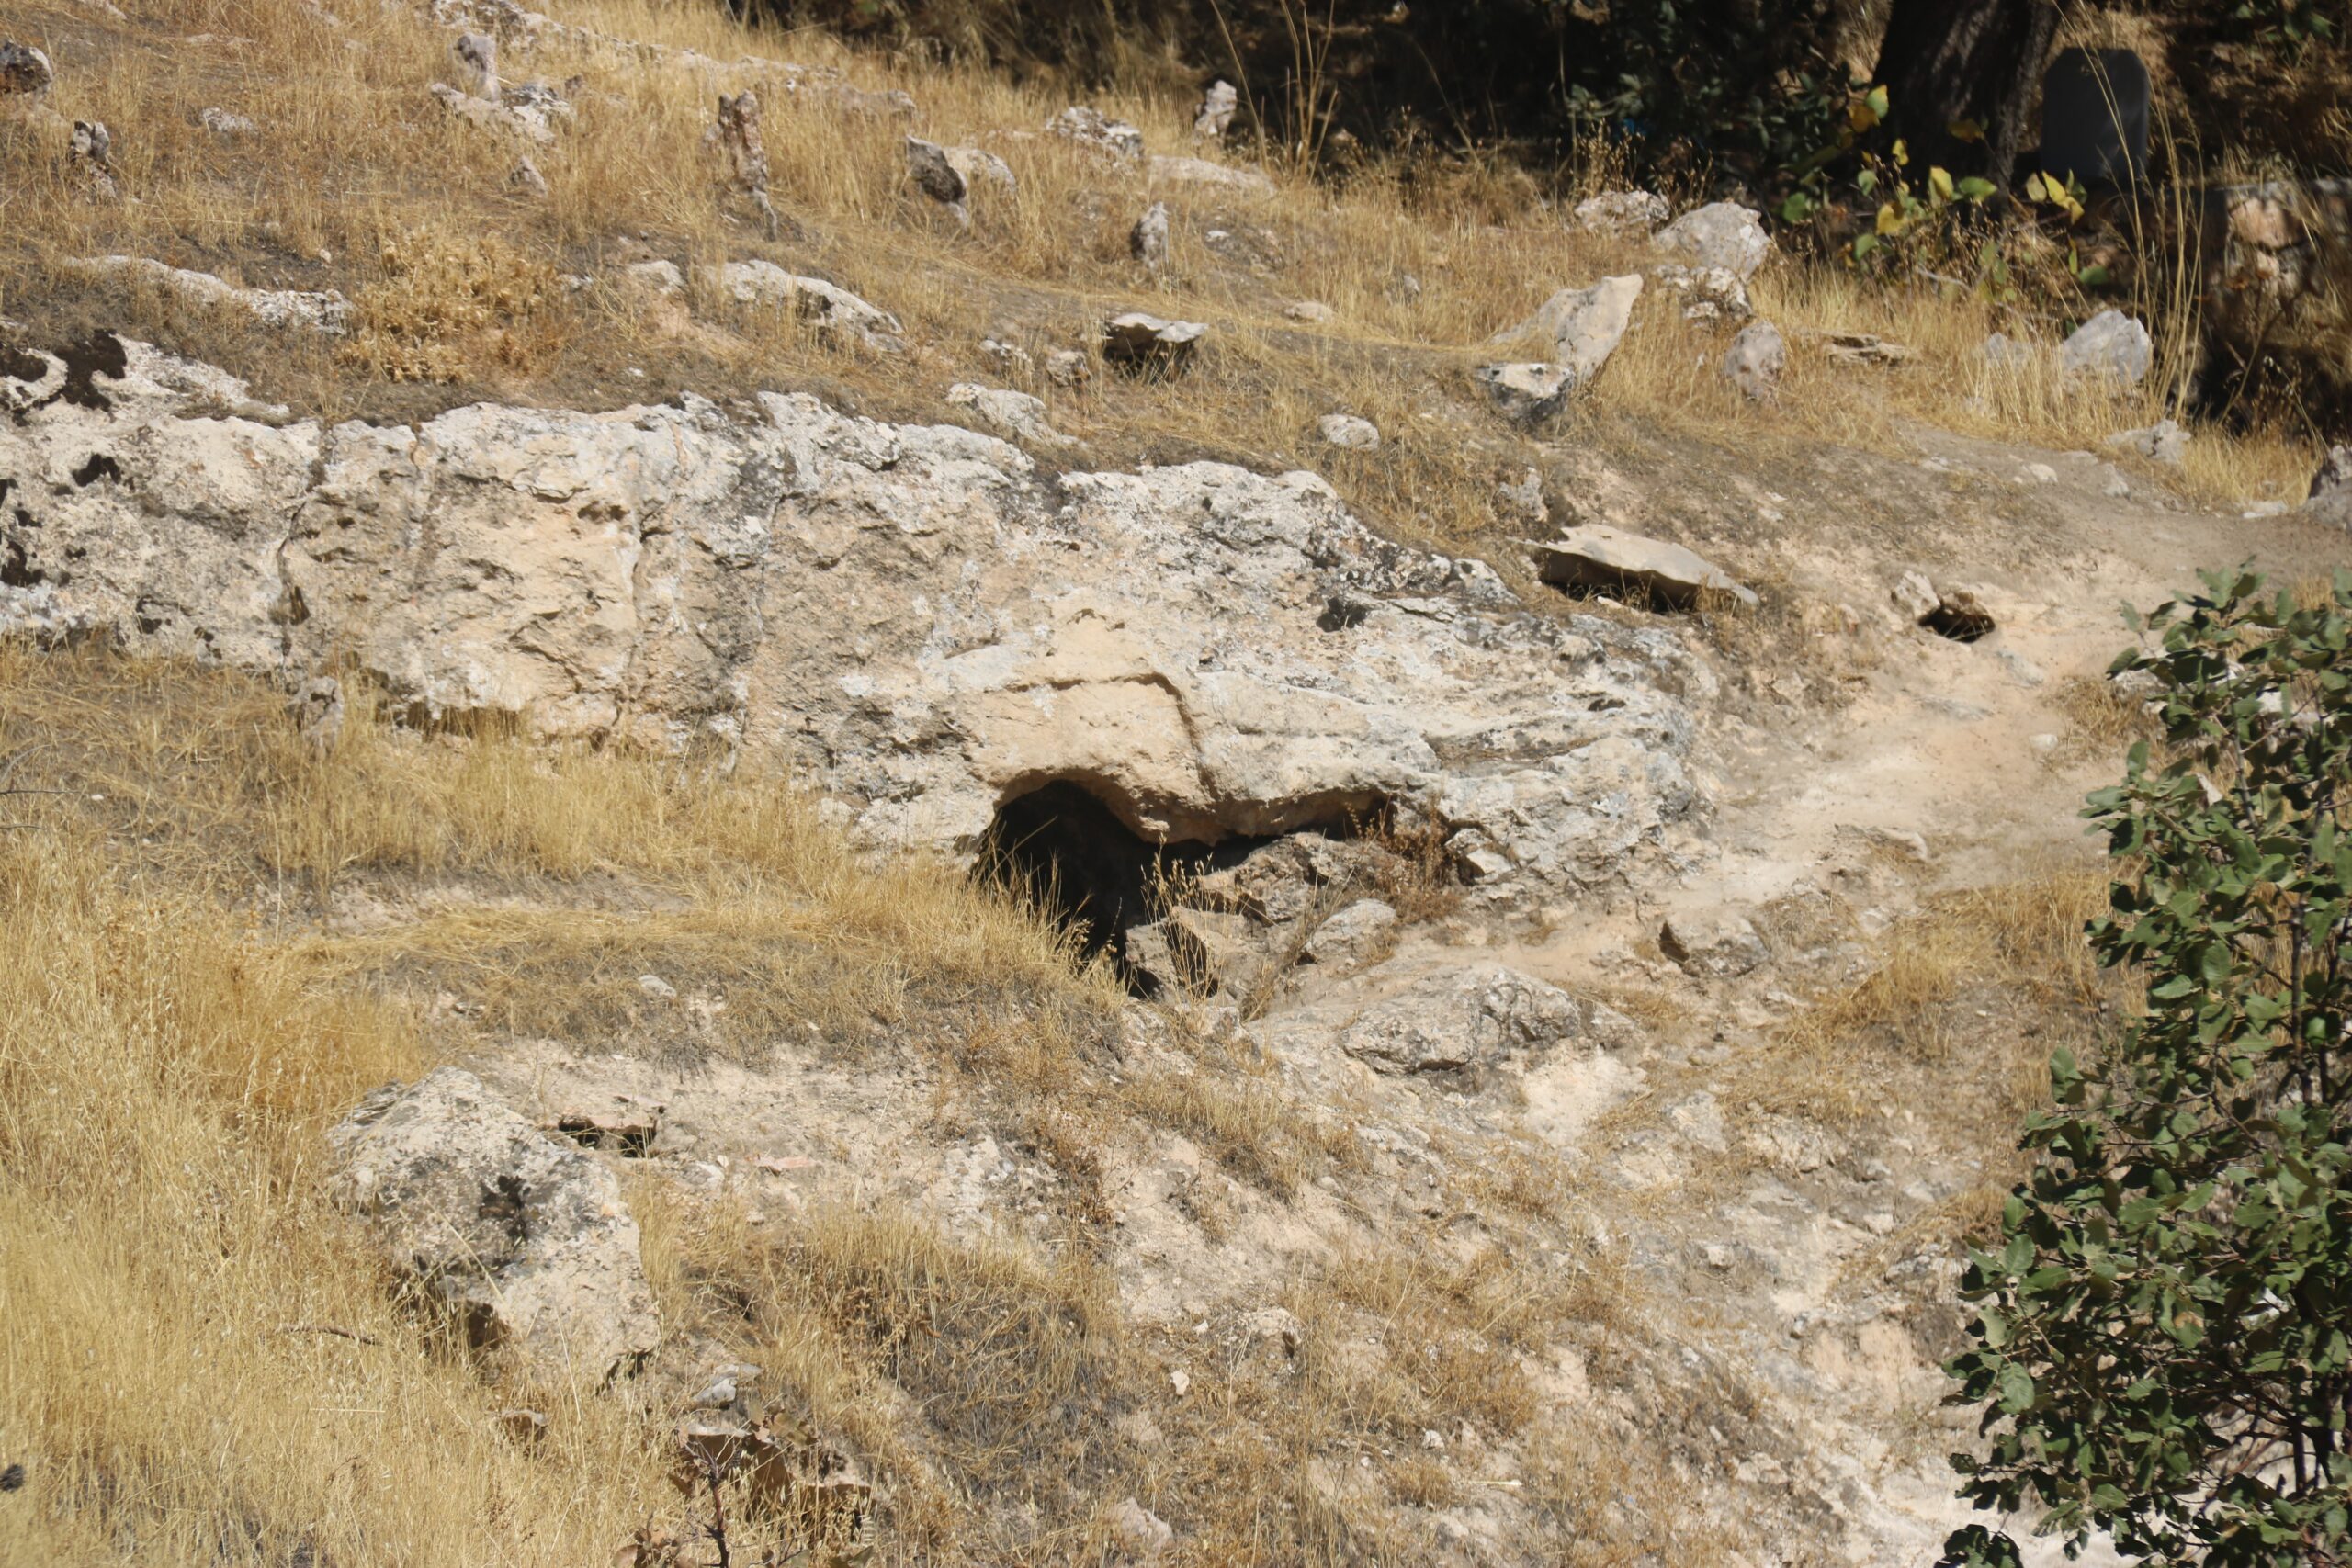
0,333,1705,904
1258,961,1594,1077
327,1067,660,1383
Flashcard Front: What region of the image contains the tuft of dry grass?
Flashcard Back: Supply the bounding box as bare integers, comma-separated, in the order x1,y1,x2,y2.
338,226,570,382
1744,872,2114,1134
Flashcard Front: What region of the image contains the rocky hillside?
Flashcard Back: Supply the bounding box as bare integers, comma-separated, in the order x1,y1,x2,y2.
3,1,2349,1565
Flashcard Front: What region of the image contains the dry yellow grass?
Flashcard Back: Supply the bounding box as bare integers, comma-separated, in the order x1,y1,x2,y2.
0,644,1677,1562
1742,872,2114,1136
1,0,2319,548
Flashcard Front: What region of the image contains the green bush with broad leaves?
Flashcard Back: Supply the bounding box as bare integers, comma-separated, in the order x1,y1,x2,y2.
1941,570,2352,1568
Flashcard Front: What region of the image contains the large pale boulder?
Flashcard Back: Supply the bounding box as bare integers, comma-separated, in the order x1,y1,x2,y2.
327,1067,660,1383
1509,275,1642,378
1653,203,1771,280
2060,310,2153,386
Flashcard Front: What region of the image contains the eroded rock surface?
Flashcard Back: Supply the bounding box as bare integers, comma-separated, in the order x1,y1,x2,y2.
0,335,1703,907
327,1066,660,1382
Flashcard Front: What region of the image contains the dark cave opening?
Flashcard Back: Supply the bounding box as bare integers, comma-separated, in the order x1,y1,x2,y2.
977,782,1216,991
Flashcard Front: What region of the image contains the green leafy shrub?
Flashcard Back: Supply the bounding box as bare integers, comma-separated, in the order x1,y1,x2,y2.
1942,570,2352,1567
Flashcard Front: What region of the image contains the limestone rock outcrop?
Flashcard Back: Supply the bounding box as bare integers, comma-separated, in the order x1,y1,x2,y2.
0,332,1706,905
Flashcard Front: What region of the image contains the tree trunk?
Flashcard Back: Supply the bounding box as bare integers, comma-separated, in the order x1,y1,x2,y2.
1871,0,2058,188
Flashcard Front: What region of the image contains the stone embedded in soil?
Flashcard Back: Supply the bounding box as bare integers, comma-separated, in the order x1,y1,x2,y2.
2,334,1701,905
1722,321,1786,401
1475,362,1573,428
2060,309,2154,386
1324,963,1591,1075
1571,188,1668,239
1658,910,1768,979
71,255,351,333
1102,311,1205,374
1130,200,1170,270
1529,525,1759,612
0,41,54,96
703,261,902,350
1316,412,1379,450
1148,153,1273,194
1301,897,1396,967
326,1066,661,1382
1046,104,1143,162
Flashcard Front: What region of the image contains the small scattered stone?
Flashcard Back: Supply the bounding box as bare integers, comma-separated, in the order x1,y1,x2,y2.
1721,321,1785,400
2060,310,2153,386
198,107,257,136
1316,412,1379,451
1658,911,1767,979
1571,188,1668,238
1283,299,1333,323
2107,417,2188,465
1046,105,1143,163
1110,1496,1174,1562
1475,362,1572,428
1192,78,1238,139
1529,525,1759,611
0,41,54,96
1129,201,1170,270
1652,263,1750,323
1492,273,1642,384
1101,312,1204,376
